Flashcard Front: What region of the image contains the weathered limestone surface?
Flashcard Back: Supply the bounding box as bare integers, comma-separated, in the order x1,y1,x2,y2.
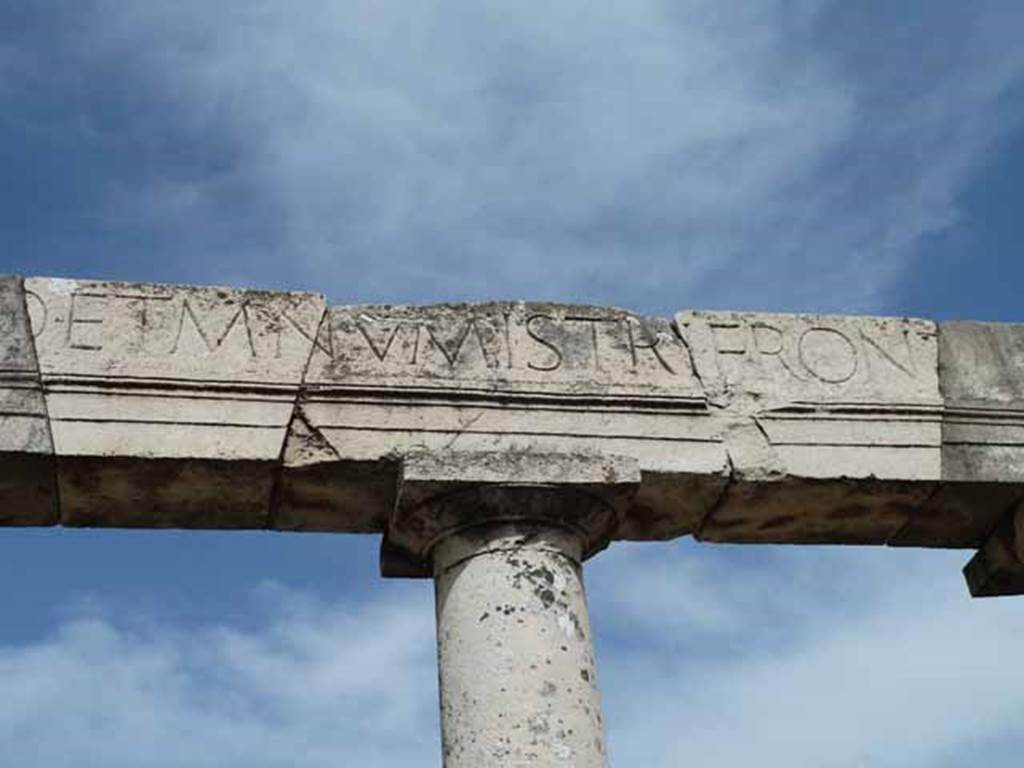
434,522,607,767
24,277,325,527
385,450,639,576
940,323,1024,595
286,302,717,538
6,275,1024,594
678,310,943,547
0,277,56,524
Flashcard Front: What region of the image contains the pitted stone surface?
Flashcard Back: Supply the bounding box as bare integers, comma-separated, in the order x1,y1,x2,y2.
385,451,640,576
434,523,607,767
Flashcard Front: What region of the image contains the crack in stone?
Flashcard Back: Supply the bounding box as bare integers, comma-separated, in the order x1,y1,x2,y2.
750,414,773,447
670,315,707,399
442,410,485,451
266,295,329,529
696,449,735,541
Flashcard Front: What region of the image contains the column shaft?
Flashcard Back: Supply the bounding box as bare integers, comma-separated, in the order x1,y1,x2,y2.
433,522,607,767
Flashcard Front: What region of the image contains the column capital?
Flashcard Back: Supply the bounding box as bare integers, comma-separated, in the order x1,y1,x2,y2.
380,451,640,577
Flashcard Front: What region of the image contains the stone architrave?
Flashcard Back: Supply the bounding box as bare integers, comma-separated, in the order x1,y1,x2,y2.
2,275,1024,590
25,277,325,527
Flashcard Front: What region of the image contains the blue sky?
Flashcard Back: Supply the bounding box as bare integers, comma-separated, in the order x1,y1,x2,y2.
2,1,1024,765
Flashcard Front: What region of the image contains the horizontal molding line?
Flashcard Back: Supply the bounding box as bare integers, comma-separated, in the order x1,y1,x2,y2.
301,397,714,416
306,376,705,392
312,424,727,444
42,390,295,405
943,440,1024,447
942,419,1024,427
762,414,943,423
40,374,303,391
768,441,940,448
303,386,707,408
39,378,709,408
49,418,285,429
773,403,945,415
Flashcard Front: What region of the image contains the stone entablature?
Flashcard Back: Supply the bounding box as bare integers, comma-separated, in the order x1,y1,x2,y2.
4,275,1024,594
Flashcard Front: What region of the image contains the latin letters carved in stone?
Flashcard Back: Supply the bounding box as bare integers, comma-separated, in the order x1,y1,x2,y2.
677,310,939,404
308,303,701,400
25,278,325,385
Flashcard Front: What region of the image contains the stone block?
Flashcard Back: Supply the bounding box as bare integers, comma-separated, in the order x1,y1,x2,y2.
963,506,1024,597
25,277,325,528
940,322,1024,476
678,310,943,544
292,301,726,538
0,276,56,524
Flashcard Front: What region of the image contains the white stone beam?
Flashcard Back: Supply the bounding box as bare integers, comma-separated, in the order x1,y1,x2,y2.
3,275,1024,596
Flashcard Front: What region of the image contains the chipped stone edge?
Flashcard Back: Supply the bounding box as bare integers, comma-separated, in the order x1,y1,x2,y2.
266,295,330,530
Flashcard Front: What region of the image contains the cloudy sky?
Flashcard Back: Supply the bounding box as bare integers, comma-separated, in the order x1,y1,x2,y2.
3,1,1024,765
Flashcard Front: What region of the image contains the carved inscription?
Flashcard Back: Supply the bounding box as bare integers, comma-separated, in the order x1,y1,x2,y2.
308,303,699,397
25,279,325,384
16,279,941,404
677,310,940,402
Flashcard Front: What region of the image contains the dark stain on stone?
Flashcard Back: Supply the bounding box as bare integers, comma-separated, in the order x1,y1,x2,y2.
832,504,870,519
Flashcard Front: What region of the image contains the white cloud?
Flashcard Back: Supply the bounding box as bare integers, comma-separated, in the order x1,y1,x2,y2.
3,546,1021,766
16,1,1019,313
590,543,1024,767
0,584,439,767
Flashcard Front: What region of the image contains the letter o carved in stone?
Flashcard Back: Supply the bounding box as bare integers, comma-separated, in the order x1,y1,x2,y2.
25,291,47,339
798,327,858,383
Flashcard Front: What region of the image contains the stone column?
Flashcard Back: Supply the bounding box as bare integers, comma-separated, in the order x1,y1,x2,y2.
433,521,606,767
382,452,640,768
